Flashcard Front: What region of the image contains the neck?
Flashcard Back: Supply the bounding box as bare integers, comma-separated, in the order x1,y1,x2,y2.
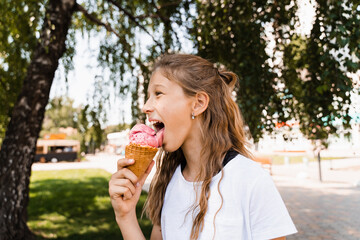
181,120,203,182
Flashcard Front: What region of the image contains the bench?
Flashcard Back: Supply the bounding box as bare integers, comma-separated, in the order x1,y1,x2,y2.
253,157,272,175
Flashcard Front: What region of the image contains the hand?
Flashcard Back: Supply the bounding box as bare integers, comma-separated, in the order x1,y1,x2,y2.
109,157,155,220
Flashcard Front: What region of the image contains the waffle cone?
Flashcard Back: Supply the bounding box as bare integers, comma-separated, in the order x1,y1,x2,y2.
125,143,158,178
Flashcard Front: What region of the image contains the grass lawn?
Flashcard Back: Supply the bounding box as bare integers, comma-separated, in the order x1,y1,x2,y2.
28,169,152,239
263,155,349,165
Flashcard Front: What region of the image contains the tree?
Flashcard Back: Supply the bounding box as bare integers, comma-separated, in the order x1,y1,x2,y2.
40,96,78,136
0,0,45,140
0,1,76,238
77,103,90,153
0,0,186,238
280,0,360,180
0,0,359,238
192,0,297,142
191,0,359,182
192,0,359,144
281,0,360,146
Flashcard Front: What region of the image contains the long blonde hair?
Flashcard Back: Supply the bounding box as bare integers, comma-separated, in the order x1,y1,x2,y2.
145,54,252,239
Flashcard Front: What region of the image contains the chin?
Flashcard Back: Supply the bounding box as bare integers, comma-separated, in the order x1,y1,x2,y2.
162,144,179,153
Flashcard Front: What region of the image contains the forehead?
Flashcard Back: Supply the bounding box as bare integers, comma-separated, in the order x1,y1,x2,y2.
147,70,190,99
148,70,174,89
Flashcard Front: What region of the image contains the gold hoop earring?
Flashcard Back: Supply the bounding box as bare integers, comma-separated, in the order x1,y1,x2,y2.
191,113,195,119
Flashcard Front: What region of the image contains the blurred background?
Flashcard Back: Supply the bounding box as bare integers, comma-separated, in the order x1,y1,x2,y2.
0,0,359,239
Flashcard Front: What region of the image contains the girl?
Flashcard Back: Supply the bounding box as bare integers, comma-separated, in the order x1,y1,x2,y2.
109,54,297,239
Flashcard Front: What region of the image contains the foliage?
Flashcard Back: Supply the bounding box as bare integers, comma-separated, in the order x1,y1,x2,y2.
75,75,110,152
28,169,152,239
281,0,360,147
73,0,191,125
1,0,359,145
77,104,91,153
192,0,359,144
104,123,131,135
39,94,109,153
192,0,297,142
0,0,191,140
76,105,106,153
0,0,46,139
40,96,78,136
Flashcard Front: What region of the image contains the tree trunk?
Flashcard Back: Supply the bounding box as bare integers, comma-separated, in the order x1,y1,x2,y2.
0,0,76,239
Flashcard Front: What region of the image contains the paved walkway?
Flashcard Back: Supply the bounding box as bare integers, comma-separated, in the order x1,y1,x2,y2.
32,153,360,239
272,158,360,240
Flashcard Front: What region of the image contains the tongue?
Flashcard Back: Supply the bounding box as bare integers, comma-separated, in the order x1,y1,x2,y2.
156,128,164,147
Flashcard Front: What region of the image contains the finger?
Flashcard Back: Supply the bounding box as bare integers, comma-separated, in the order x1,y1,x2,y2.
122,188,133,200
134,181,145,201
111,168,139,185
138,160,155,186
109,185,134,200
111,178,136,195
117,158,135,171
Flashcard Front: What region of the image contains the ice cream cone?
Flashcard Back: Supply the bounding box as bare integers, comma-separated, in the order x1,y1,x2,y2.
125,143,158,178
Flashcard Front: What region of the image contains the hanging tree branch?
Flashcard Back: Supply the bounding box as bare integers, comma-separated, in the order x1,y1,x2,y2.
150,0,171,24
75,3,123,40
149,0,184,49
106,0,164,52
135,1,183,21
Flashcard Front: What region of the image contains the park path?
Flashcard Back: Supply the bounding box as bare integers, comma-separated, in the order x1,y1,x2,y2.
32,153,360,239
272,159,360,240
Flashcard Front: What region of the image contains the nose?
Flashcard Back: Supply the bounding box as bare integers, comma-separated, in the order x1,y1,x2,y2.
142,97,153,114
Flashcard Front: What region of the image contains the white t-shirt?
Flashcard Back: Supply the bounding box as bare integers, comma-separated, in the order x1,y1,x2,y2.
161,154,297,240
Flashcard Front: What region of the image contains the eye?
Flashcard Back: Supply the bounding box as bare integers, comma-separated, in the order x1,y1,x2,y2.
155,91,163,96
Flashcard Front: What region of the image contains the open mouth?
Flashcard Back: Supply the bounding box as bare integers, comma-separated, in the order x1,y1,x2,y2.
153,121,165,133
152,121,165,146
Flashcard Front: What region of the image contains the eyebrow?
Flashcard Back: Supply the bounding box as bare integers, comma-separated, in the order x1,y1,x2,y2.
153,84,165,88
147,84,165,95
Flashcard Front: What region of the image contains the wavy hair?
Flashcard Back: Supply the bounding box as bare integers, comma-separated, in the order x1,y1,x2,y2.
145,54,252,239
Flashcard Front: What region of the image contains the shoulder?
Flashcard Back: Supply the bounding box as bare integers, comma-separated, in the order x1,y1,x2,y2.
222,153,269,182
212,154,271,199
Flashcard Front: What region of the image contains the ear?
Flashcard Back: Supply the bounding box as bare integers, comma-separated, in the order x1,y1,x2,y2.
192,91,209,117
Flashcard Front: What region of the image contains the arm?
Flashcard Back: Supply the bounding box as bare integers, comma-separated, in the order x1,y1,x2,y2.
109,158,155,240
116,212,146,240
150,224,162,240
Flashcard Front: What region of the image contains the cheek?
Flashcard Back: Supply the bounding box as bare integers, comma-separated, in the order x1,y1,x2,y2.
163,110,192,151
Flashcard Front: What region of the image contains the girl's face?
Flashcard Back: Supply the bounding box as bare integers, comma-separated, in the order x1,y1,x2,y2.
142,70,195,152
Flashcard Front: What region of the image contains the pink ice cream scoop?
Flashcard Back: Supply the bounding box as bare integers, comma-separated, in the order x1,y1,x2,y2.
129,124,164,148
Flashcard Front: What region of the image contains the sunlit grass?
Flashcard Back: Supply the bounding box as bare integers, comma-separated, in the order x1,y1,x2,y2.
28,169,152,239
263,155,349,165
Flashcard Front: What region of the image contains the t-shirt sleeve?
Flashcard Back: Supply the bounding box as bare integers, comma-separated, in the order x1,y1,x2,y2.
249,173,297,240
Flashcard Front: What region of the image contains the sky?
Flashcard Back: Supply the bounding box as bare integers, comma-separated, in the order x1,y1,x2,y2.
50,32,134,126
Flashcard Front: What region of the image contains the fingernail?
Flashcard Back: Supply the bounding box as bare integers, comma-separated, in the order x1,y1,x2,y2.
128,159,134,163
136,182,140,187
